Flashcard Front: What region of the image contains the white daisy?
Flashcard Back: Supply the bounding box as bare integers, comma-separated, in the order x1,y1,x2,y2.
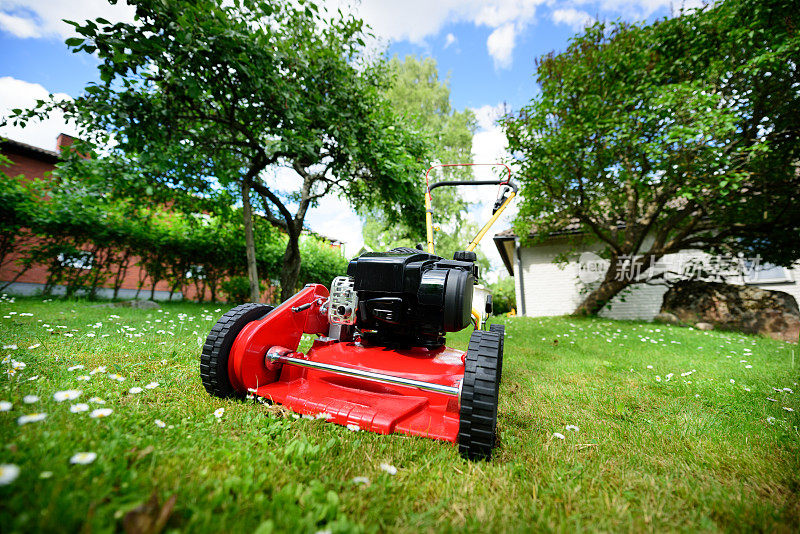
89,408,113,418
0,400,12,411
213,408,224,418
27,375,39,381
67,365,85,372
155,419,166,428
70,403,89,413
0,464,20,485
11,360,26,370
145,382,159,389
23,395,39,404
565,425,579,432
766,416,776,424
352,476,370,484
39,471,53,479
69,452,97,465
552,432,566,440
17,413,47,425
2,344,18,350
128,387,143,394
346,424,360,432
730,379,735,384
28,344,40,349
89,366,106,375
379,463,398,475
107,373,125,382
784,407,795,412
53,390,81,402
88,397,106,404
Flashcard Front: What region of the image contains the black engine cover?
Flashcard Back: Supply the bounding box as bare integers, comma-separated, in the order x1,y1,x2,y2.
347,251,477,348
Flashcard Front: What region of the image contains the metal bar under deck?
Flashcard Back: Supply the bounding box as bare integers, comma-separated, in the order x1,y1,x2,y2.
265,351,461,396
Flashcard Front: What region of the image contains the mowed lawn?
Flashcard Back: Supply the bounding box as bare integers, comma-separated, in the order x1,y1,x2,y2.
1,296,798,533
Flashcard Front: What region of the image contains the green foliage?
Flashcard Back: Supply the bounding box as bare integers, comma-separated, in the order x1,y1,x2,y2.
362,56,489,269
0,164,347,301
502,0,800,314
487,277,516,315
11,0,431,301
220,277,263,305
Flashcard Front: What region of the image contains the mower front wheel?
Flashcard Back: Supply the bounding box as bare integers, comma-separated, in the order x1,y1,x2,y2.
458,329,502,461
200,303,274,399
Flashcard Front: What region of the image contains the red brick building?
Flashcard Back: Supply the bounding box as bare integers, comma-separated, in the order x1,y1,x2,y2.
1,134,201,300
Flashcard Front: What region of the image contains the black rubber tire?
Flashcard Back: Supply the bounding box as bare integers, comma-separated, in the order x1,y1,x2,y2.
388,247,422,254
488,323,505,384
200,303,274,399
458,330,502,461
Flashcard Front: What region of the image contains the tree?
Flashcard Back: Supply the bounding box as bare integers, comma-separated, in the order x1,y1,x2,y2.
15,0,427,302
502,0,800,316
362,56,486,267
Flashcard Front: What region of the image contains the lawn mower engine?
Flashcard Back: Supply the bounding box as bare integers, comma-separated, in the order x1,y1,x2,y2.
200,249,504,460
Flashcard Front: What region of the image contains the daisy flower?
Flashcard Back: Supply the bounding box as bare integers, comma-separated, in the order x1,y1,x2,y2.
346,424,360,432
39,471,53,479
107,373,125,382
155,419,166,428
69,452,97,465
70,403,89,413
11,360,26,370
0,400,12,411
784,407,795,412
766,416,776,424
28,344,41,349
379,463,398,475
53,390,81,402
565,425,579,432
17,413,47,425
77,375,90,381
0,464,20,485
552,432,566,440
89,366,106,375
23,395,39,404
128,387,143,394
352,476,370,485
89,408,113,418
145,382,159,389
67,365,85,372
27,375,39,381
88,397,106,404
213,408,224,419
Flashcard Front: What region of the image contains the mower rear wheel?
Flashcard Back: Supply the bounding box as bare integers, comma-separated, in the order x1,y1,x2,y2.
200,303,274,399
458,330,502,461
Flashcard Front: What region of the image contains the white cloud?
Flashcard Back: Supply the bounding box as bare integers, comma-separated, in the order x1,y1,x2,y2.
338,0,546,69
486,23,517,69
443,32,456,49
551,8,595,30
0,0,134,40
306,194,364,257
0,11,39,37
0,77,76,151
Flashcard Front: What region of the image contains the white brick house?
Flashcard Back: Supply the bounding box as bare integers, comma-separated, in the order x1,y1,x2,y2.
493,229,800,320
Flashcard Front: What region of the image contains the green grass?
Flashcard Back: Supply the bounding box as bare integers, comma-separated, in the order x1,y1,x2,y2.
1,296,798,533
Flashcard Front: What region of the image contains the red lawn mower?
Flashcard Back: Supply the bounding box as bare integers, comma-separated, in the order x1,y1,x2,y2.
200,164,517,460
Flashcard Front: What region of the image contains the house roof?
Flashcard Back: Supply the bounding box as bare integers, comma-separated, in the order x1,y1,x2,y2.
493,220,588,275
0,137,60,165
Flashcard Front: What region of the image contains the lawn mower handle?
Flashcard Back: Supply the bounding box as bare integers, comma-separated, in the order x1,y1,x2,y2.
424,164,517,255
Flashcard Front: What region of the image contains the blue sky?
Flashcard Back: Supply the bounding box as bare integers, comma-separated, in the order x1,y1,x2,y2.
0,0,693,277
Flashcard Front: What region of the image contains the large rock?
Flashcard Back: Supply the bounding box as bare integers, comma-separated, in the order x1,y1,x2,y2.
661,281,799,343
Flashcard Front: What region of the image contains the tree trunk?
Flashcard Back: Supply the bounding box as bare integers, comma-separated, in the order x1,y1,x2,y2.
280,230,302,301
241,181,260,303
573,257,632,316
